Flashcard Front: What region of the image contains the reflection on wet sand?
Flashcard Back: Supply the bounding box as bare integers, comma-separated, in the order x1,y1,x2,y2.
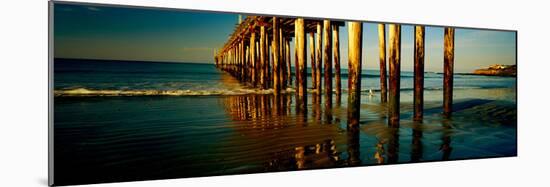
440,119,453,161
368,123,399,165
47,82,514,186
222,93,345,170
312,93,322,123
411,123,423,162
281,139,340,170
218,89,513,172
347,124,361,166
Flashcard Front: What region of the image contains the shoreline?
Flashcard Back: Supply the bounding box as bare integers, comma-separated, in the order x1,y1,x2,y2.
437,72,516,77
52,86,516,98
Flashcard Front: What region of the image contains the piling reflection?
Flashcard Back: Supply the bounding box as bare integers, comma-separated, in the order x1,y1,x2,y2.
222,94,289,127
296,94,307,120
219,92,462,170
369,125,400,165
347,124,361,166
325,95,333,124
387,127,399,164
296,94,308,126
441,119,453,160
411,122,423,162
312,93,322,123
335,92,342,107
221,93,347,170
268,139,341,170
374,139,385,164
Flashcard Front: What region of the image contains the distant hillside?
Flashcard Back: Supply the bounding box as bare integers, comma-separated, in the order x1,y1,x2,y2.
473,64,516,76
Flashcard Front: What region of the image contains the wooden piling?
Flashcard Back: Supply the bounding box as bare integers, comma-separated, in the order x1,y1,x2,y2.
315,22,322,94
256,40,260,84
266,36,271,88
347,21,362,128
413,26,425,121
280,28,286,89
236,45,239,77
378,24,388,103
240,40,245,82
310,32,316,90
260,26,266,89
333,25,341,96
443,27,455,117
236,44,239,79
246,45,249,82
272,17,281,94
239,43,242,80
323,20,332,98
295,34,299,89
230,48,233,74
250,28,256,86
295,18,307,97
286,39,292,86
239,41,242,81
323,20,333,122
237,45,240,76
295,18,307,112
388,24,401,127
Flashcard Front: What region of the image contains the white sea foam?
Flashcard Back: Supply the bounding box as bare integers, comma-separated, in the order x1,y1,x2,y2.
54,87,298,97
54,86,487,97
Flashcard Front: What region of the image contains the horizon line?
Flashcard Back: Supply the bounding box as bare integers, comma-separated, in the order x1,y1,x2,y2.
54,57,514,74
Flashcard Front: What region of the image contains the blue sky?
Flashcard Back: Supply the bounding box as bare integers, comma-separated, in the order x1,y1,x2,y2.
54,3,516,73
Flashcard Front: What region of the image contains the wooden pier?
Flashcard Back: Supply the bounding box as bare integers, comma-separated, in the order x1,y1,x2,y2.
215,15,456,127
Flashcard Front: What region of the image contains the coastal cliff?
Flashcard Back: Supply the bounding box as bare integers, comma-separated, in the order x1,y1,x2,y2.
473,64,516,76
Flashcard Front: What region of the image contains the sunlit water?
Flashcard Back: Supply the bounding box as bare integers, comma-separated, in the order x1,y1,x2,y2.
54,59,516,185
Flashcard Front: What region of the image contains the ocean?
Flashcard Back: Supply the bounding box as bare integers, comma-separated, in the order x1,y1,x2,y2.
53,58,517,185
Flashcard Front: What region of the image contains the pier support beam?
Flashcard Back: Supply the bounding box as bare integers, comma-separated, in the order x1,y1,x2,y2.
295,37,299,89
280,28,287,89
250,28,256,86
286,39,292,86
246,45,249,82
388,24,401,127
266,36,271,88
239,43,242,80
296,18,307,97
347,21,362,128
272,17,281,94
295,18,307,111
315,23,322,94
323,20,333,122
310,32,316,90
443,27,455,117
260,26,266,89
378,24,388,103
333,24,341,97
323,20,332,99
240,40,245,82
414,26,425,121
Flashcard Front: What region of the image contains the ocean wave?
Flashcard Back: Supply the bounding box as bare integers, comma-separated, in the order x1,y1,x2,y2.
300,73,417,78
54,88,280,97
55,86,506,97
359,86,486,93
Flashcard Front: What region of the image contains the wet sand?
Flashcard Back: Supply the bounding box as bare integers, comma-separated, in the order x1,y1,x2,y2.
54,90,516,185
